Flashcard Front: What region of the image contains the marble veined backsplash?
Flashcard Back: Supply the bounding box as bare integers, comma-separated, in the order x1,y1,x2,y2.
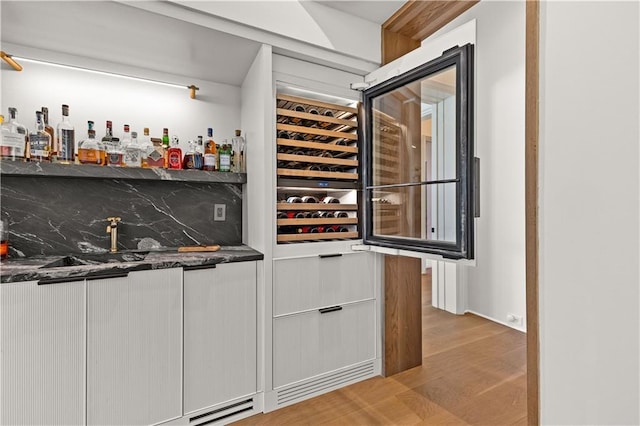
1,176,242,257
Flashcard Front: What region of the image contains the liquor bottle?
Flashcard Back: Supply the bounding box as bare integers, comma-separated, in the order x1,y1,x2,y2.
203,127,217,171
166,136,183,169
138,128,153,168
78,121,103,165
147,138,165,168
105,122,124,167
335,211,349,218
28,111,51,162
41,107,56,157
301,195,319,203
123,128,142,167
56,104,75,164
231,129,245,173
219,141,231,172
1,108,27,160
319,211,335,219
195,136,204,170
182,140,198,170
162,128,170,168
101,121,119,153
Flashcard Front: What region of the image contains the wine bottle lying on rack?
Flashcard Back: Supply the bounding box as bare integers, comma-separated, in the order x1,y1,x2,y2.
301,195,319,203
321,196,340,204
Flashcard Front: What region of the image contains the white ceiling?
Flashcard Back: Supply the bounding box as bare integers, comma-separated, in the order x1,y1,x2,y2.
311,0,404,24
1,1,405,85
1,1,263,86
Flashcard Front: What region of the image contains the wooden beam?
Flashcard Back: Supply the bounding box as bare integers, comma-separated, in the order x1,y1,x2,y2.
383,0,480,42
381,28,420,65
525,1,540,425
384,255,422,376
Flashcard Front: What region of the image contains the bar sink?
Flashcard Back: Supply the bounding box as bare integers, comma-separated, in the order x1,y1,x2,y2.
40,251,149,268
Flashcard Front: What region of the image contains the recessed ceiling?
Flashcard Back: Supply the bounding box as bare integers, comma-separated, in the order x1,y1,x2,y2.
0,1,263,86
310,0,405,24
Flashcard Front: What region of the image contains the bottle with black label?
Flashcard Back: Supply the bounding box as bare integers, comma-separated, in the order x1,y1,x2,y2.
56,104,75,164
28,111,51,162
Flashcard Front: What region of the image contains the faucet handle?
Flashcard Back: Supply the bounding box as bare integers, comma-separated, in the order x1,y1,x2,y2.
106,217,121,223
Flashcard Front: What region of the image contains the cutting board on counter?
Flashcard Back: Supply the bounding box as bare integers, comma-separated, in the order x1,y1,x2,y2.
177,245,221,252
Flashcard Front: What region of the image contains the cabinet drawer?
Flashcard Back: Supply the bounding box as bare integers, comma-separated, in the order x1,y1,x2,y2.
273,299,375,388
273,252,374,316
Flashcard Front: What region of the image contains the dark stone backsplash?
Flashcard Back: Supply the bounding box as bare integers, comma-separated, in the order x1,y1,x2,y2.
1,176,242,257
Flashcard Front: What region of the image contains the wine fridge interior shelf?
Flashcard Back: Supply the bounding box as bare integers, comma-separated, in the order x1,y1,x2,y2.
275,91,360,244
276,93,359,181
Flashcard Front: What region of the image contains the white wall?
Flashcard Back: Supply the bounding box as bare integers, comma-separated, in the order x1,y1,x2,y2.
1,56,241,153
539,1,639,424
428,1,527,330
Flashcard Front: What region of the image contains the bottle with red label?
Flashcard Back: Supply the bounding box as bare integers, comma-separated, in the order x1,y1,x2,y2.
167,135,183,169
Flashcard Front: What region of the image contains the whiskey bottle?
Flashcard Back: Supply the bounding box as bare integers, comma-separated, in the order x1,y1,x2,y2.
203,127,217,171
41,107,56,157
56,104,75,164
28,111,51,162
122,127,142,167
138,128,153,168
1,108,27,160
147,138,165,168
78,121,103,165
166,136,183,169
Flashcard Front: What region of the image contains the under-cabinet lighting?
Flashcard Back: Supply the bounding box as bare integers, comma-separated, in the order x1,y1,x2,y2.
10,55,199,98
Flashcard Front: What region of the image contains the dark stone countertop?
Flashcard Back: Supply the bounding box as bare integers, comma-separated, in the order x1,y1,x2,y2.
0,245,263,284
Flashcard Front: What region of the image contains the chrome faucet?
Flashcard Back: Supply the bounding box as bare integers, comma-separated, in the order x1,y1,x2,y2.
106,217,121,253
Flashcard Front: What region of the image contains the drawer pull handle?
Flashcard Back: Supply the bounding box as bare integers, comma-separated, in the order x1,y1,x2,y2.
183,263,217,271
319,305,343,314
38,276,86,285
319,253,342,259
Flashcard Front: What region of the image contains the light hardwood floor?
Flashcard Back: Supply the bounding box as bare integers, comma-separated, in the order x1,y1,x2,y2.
235,270,527,425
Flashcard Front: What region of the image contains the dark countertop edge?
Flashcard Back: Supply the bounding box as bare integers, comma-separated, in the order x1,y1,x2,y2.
0,250,264,284
0,161,247,184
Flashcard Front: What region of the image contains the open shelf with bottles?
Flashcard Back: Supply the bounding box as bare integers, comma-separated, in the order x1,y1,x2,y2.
0,160,247,184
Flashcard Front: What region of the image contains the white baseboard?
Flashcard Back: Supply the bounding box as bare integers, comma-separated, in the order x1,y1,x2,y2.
465,309,526,333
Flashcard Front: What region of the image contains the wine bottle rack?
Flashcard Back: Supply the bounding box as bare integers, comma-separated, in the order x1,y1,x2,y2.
276,93,359,181
275,91,361,244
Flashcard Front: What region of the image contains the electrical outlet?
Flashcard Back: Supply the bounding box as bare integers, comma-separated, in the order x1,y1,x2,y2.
214,204,226,221
506,313,523,326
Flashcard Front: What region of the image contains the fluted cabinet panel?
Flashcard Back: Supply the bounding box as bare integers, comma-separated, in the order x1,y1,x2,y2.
0,280,85,426
184,262,257,414
273,300,375,388
273,253,374,316
87,269,182,426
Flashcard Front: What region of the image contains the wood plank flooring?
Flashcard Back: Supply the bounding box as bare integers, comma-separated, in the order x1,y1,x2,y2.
234,270,527,425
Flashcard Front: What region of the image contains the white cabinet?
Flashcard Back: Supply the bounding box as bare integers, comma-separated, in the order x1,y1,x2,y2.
272,252,376,389
0,279,85,426
183,262,257,414
87,269,182,426
273,299,375,388
273,252,374,316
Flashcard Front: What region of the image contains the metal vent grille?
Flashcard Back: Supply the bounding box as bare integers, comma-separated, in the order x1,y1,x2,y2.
189,398,254,426
277,362,375,405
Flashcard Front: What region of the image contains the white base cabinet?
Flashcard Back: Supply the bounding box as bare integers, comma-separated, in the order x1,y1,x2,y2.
87,269,183,426
271,252,377,393
183,262,257,414
273,300,375,388
0,279,85,426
